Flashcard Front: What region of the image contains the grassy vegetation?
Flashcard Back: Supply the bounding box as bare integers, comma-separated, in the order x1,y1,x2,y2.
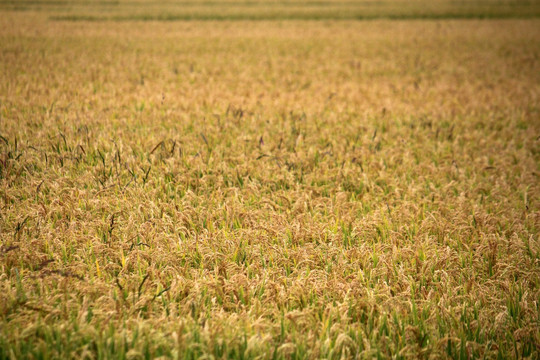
2,0,540,20
1,2,539,359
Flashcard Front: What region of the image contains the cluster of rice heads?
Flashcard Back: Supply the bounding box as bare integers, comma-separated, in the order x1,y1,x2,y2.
0,9,539,360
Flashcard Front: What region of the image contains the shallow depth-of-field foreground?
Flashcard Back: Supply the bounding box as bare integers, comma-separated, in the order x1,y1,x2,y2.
1,7,540,360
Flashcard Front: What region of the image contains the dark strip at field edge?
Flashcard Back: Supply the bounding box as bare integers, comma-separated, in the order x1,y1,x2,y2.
49,12,540,22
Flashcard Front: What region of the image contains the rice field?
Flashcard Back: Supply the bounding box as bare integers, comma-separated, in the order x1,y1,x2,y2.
0,1,539,359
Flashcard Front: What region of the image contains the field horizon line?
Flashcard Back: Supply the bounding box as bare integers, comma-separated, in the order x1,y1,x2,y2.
49,13,540,22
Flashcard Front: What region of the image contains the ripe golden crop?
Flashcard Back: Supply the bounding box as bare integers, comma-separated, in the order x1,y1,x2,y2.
1,2,539,358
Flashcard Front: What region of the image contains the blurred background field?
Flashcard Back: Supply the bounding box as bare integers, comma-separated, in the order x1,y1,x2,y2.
1,0,540,20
